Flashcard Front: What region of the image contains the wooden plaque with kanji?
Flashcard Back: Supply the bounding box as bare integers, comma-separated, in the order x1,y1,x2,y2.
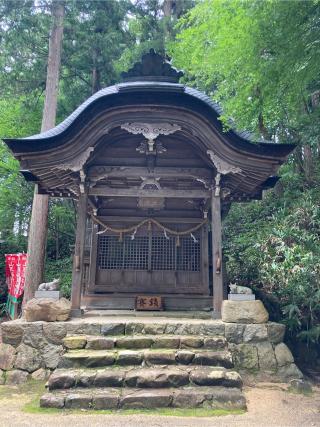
135,295,163,311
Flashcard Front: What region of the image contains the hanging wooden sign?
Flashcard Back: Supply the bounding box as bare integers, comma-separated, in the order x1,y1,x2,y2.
135,295,163,311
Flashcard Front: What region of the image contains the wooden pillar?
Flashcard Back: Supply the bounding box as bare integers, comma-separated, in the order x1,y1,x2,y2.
88,221,98,293
71,190,88,317
211,188,223,317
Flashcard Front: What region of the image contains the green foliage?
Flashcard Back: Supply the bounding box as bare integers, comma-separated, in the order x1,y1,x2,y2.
171,0,320,142
0,97,75,298
0,96,42,138
118,0,194,72
0,0,193,117
59,0,133,114
224,170,320,340
47,199,76,260
0,98,39,254
0,0,134,116
298,326,320,345
0,0,51,98
45,257,72,298
171,0,320,357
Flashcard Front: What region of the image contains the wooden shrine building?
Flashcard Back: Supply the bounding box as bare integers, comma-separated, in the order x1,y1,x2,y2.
4,50,295,317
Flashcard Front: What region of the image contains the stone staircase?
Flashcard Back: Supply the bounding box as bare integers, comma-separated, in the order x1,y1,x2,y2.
40,329,246,411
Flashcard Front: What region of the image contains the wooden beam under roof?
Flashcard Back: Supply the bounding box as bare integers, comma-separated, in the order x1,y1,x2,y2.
89,187,211,199
87,165,213,180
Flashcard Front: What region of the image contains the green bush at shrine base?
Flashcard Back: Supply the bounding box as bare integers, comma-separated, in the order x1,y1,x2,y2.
223,168,320,368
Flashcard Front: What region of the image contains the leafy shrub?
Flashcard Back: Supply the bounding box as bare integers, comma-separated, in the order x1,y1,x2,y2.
45,257,72,299
224,169,320,346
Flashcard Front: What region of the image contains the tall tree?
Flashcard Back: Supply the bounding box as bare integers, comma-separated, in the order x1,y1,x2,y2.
0,0,51,99
23,0,65,305
0,99,41,248
57,0,132,114
171,0,320,357
118,0,194,71
171,0,320,181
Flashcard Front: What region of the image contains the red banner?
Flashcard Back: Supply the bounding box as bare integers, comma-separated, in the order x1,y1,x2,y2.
5,253,28,299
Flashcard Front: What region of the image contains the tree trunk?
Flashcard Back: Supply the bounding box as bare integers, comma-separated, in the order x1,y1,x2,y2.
22,186,50,304
92,48,101,94
273,180,284,197
162,0,173,43
258,112,271,140
255,86,271,140
23,0,65,307
41,1,64,131
55,216,60,260
303,144,313,183
163,0,173,17
293,146,304,174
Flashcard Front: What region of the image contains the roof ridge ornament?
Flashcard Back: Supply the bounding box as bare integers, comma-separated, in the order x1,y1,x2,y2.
121,49,184,83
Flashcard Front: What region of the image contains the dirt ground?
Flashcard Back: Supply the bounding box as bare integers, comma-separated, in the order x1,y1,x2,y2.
0,383,319,427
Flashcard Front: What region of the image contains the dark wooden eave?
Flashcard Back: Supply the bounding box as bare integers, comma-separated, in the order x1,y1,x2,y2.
3,82,295,157
3,81,295,202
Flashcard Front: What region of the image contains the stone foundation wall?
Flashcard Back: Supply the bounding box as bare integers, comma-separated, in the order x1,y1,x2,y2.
225,323,302,380
0,319,302,385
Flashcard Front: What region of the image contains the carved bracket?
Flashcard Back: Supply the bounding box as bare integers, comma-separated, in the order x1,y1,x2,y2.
207,150,242,175
121,122,181,153
55,147,95,194
87,166,128,186
57,146,95,172
79,169,87,194
214,173,221,196
140,177,161,190
195,177,212,190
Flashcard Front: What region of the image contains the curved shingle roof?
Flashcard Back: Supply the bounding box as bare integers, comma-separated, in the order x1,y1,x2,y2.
4,81,294,159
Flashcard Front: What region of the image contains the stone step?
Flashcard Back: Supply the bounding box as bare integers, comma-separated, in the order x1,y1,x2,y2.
48,366,242,390
40,386,246,410
85,310,212,319
99,320,226,337
63,334,227,351
58,348,234,369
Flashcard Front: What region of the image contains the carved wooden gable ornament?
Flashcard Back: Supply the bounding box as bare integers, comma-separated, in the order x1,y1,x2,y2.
121,49,184,83
121,122,181,153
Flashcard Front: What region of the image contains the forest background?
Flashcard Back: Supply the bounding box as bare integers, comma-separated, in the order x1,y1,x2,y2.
0,0,319,371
